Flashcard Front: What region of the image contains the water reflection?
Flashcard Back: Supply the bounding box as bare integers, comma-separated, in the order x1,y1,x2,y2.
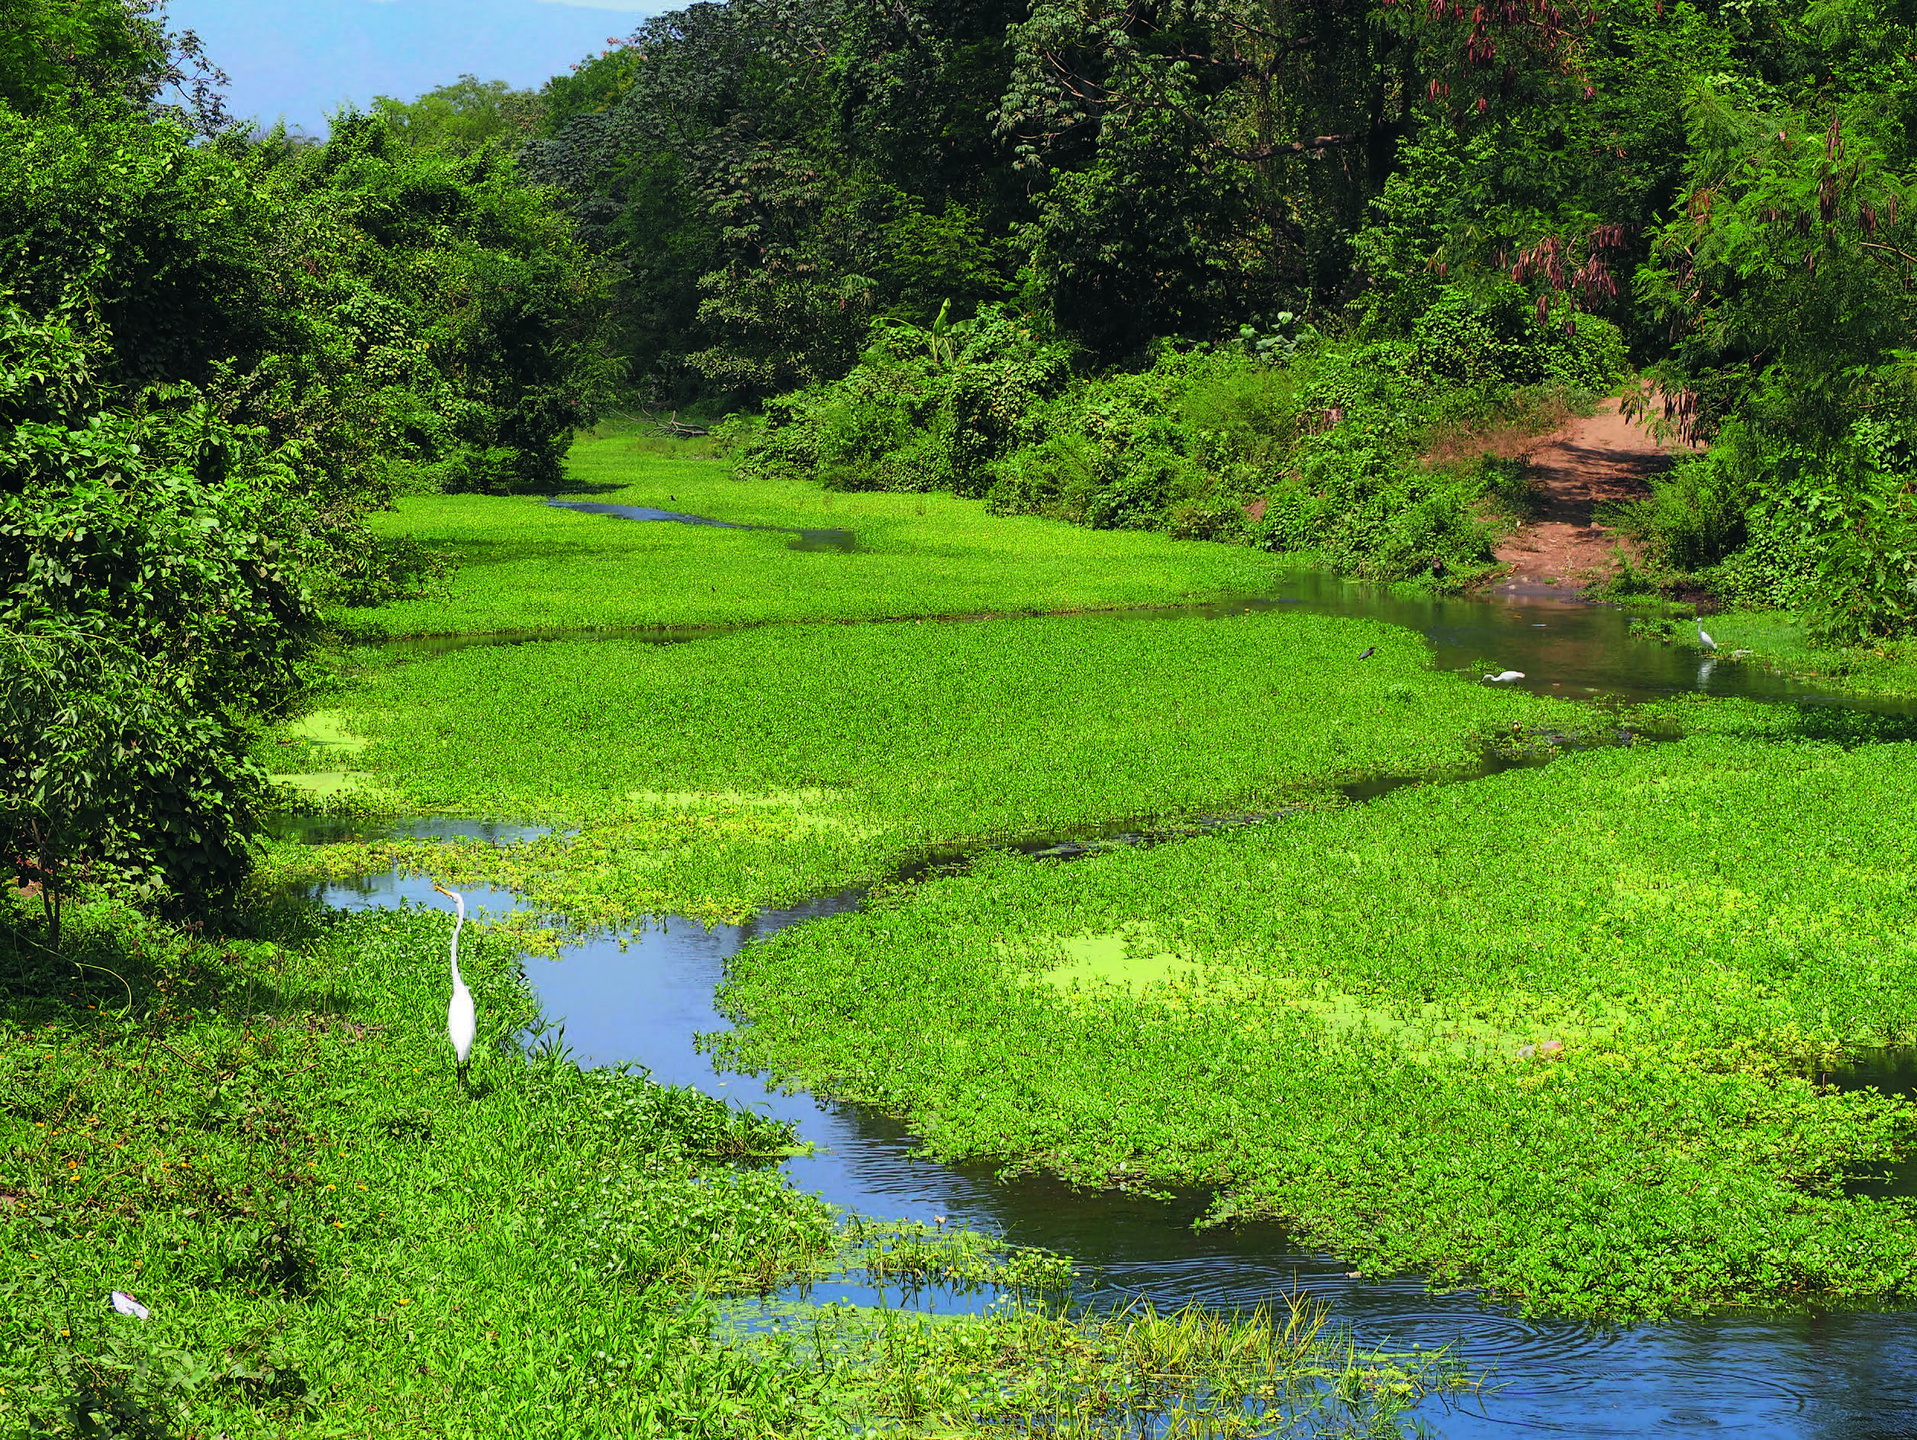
1171,570,1917,714
265,815,558,846
292,871,1917,1438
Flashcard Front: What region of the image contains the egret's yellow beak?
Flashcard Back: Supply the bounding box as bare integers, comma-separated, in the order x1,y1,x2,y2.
433,883,456,899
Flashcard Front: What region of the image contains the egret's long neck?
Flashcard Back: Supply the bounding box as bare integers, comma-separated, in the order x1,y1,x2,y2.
449,908,465,986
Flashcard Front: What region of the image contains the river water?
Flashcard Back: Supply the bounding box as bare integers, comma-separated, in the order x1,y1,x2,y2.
296,573,1917,1438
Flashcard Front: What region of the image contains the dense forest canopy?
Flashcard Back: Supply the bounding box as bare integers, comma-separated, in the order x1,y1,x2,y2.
522,0,1914,384
514,0,1917,638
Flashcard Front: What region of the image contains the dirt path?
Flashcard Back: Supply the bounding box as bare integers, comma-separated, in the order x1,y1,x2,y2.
1491,400,1677,594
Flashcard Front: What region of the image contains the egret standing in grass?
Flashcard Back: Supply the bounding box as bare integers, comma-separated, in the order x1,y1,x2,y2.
433,883,475,1089
1697,620,1717,652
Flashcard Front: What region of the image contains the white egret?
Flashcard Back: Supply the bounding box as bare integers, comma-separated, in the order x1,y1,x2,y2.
433,883,476,1088
1482,670,1526,682
1696,621,1716,651
109,1291,150,1320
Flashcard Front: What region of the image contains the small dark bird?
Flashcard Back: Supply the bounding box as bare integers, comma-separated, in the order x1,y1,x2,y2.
1357,647,1376,660
1430,558,1446,579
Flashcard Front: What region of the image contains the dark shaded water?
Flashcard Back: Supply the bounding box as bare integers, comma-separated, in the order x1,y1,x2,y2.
547,498,856,553
295,576,1917,1438
1839,1052,1917,1207
265,815,559,846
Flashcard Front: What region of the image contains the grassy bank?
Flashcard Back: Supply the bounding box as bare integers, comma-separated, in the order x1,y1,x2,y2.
354,430,1300,639
713,732,1917,1319
273,609,1569,924
0,896,1461,1438
0,896,833,1435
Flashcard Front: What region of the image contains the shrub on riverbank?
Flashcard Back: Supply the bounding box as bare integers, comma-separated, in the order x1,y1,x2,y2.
0,61,616,926
713,733,1917,1319
734,303,1624,583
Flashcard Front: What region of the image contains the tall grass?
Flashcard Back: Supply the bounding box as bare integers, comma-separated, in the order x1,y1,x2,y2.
732,1294,1470,1438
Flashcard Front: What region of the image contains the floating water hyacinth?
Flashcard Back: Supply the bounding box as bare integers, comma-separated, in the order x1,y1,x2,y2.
110,1291,149,1319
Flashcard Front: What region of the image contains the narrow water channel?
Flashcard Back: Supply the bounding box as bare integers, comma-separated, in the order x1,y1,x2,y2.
546,497,857,552
297,577,1917,1438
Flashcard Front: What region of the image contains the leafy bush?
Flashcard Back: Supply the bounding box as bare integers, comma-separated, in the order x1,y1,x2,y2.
742,305,1074,495
259,110,621,498
1600,451,1749,577
0,632,265,941
1410,283,1627,390
740,297,1623,582
1602,413,1917,638
0,310,315,927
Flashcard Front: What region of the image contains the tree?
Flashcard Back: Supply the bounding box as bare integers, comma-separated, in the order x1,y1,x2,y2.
1631,91,1917,637
524,0,1024,401
372,74,544,153
0,0,229,133
267,110,621,492
0,307,315,930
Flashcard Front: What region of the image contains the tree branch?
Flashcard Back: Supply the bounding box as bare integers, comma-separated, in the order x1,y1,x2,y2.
1228,133,1362,161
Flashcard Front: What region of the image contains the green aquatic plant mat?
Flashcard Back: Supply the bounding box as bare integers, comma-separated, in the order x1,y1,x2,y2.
0,897,1460,1438
717,1293,1471,1438
0,897,841,1435
713,734,1917,1319
290,609,1566,923
355,438,1300,637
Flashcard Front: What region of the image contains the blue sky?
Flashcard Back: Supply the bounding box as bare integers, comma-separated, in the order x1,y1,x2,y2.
164,0,670,136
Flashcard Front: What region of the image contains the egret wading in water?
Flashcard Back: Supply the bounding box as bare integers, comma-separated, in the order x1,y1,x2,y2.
433,883,476,1089
1483,670,1526,683
1697,621,1716,652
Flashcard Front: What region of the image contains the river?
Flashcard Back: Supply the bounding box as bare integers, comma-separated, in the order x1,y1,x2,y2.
290,572,1917,1438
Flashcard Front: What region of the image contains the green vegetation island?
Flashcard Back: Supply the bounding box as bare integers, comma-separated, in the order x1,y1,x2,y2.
7,1,1917,1435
